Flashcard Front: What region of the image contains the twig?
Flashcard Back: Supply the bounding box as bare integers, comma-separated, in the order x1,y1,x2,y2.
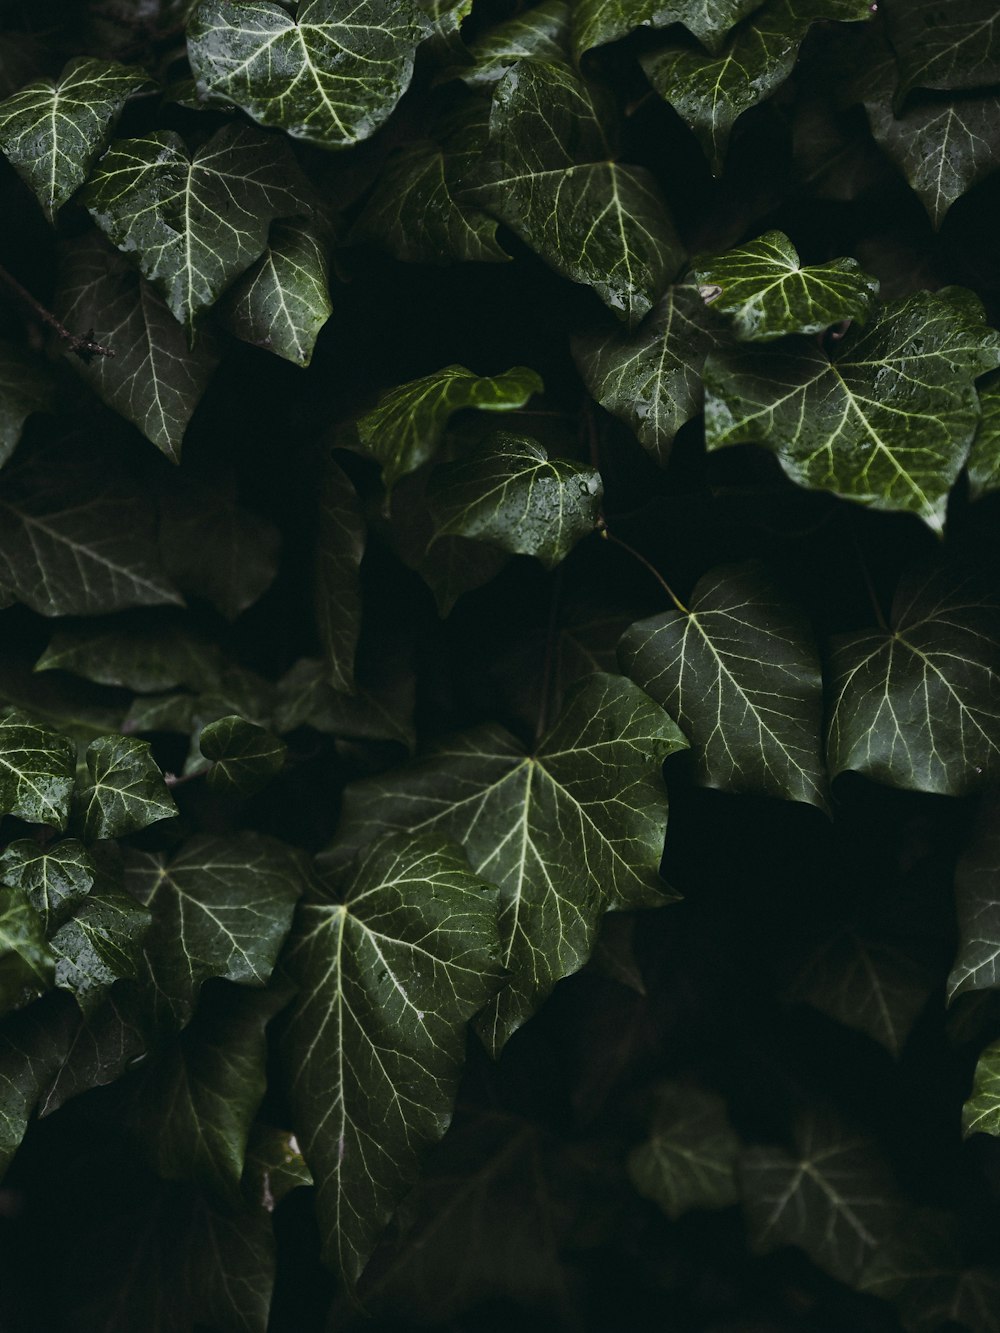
599,523,689,615
0,262,114,359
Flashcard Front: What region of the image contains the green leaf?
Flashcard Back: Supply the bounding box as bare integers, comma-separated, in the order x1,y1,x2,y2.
392,484,510,614
948,794,1000,1002
426,431,602,568
220,217,333,367
417,0,472,61
0,57,150,220
124,832,305,1031
50,885,152,1013
0,341,53,469
963,1039,1000,1139
641,0,874,173
275,657,415,749
0,884,54,1016
628,1082,741,1219
0,838,95,931
200,715,287,796
0,707,75,829
704,288,1000,532
572,284,730,466
740,1113,901,1284
453,0,570,87
36,613,222,694
619,562,829,810
968,371,1000,501
78,736,177,840
693,231,878,341
187,0,428,150
284,829,503,1286
56,234,220,463
316,457,364,693
82,123,307,340
37,984,148,1117
349,363,543,489
885,0,1000,100
326,672,688,1055
0,993,77,1173
827,566,1000,795
471,60,683,326
572,0,760,60
243,1125,313,1210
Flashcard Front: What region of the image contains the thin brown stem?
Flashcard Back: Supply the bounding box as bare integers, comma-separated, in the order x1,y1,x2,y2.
0,263,115,359
601,526,689,615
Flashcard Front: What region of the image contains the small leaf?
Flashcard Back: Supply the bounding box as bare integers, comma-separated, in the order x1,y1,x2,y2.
200,715,287,796
628,1082,741,1219
963,1040,1000,1139
79,735,177,840
948,793,1000,1002
0,884,54,1016
0,341,53,469
316,458,364,693
0,707,75,829
243,1126,312,1211
0,57,150,220
572,0,760,60
968,371,1000,501
885,0,1000,100
187,0,428,150
36,613,222,694
0,838,95,930
50,885,152,1013
427,431,603,568
452,0,570,87
284,829,504,1287
704,287,1000,532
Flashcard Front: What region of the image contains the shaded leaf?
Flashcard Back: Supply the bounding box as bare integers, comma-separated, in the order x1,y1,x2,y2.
573,0,760,60
275,656,415,750
885,0,1000,100
948,793,1000,1002
243,1125,312,1211
200,715,287,796
968,371,1000,501
628,1082,741,1219
36,612,222,694
79,735,177,840
0,341,53,469
453,0,570,87
0,884,53,1016
0,707,75,829
0,992,77,1173
38,983,148,1116
316,457,364,693
0,838,95,931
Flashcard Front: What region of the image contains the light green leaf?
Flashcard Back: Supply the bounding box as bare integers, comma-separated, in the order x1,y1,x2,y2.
947,794,1000,1002
284,829,503,1286
471,60,683,326
36,613,221,695
0,838,95,931
0,884,54,1016
704,287,1000,532
349,363,543,489
124,832,305,1031
453,0,570,87
0,341,53,469
56,234,220,462
572,284,730,466
200,715,287,796
885,0,1000,100
326,672,688,1055
220,217,333,367
316,457,364,693
0,57,150,220
0,707,75,829
963,1039,1000,1139
187,0,428,150
641,0,874,173
628,1082,741,1219
50,885,152,1013
79,735,177,840
427,431,602,569
693,230,878,341
619,562,828,810
573,0,760,60
968,371,1000,500
82,123,307,340
827,566,1000,795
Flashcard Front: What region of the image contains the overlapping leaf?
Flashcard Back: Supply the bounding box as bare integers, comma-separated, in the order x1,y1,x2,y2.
827,566,1000,794
948,794,1000,1001
963,1040,1000,1139
572,0,760,60
0,839,95,931
186,0,428,149
628,1082,741,1219
0,993,76,1172
50,885,151,1013
884,0,1000,99
200,716,287,796
453,0,570,87
284,830,503,1286
78,736,177,840
327,672,688,1055
619,562,828,809
0,342,52,469
704,287,1000,531
316,458,364,693
0,708,75,829
968,372,1000,500
275,657,415,750
0,885,53,1016
37,613,221,695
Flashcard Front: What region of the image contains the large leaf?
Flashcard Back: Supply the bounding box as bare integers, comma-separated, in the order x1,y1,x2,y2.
284,829,503,1286
0,993,76,1173
0,884,54,1016
884,0,1000,99
200,715,287,797
968,373,1000,500
827,566,1000,795
619,562,828,810
50,884,152,1013
572,284,730,466
0,838,95,931
186,0,428,149
0,342,53,469
57,235,220,462
572,0,760,60
327,672,688,1055
454,0,570,87
948,794,1000,1002
0,57,149,220
78,735,178,840
124,832,305,1030
470,60,684,326
426,431,603,569
628,1082,741,1219
0,707,75,829
36,613,222,695
316,457,364,693
641,0,874,173
82,123,307,339
704,288,1000,532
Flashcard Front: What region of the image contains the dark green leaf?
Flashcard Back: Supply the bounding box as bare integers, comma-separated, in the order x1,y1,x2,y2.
628,1082,741,1219
417,0,472,61
968,371,1000,500
316,457,364,693
200,715,287,796
963,1039,1000,1139
186,0,428,150
243,1125,313,1210
50,885,151,1013
0,341,53,468
0,884,53,1016
38,983,148,1116
573,0,760,60
284,829,503,1286
453,0,570,87
0,707,75,829
78,735,177,839
0,993,76,1173
274,657,416,749
36,613,222,694
327,672,688,1055
0,838,95,931
948,794,1000,1001
885,0,1000,99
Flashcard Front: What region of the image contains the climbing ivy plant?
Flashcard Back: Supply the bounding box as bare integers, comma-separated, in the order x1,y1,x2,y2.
0,1,999,1329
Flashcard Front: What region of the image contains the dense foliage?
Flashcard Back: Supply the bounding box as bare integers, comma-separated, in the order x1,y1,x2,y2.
0,0,999,1329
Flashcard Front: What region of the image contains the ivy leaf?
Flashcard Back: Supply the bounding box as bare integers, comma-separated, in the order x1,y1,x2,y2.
327,672,688,1055
628,1082,741,1219
186,0,428,150
452,0,570,87
426,431,603,569
572,284,730,466
56,235,220,462
0,57,150,220
948,794,1000,1002
0,707,75,829
37,983,148,1117
284,829,503,1287
968,371,1000,501
827,566,1000,795
220,217,333,367
740,1114,901,1284
316,457,364,693
200,716,287,796
243,1125,313,1210
417,0,472,61
704,288,1000,532
36,613,221,695
348,364,543,489
50,885,152,1013
124,832,305,1031
78,735,177,840
0,838,95,931
693,231,878,341
0,993,76,1172
0,885,54,1016
0,341,53,468
641,0,874,173
619,562,829,810
963,1039,1000,1139
572,0,760,60
471,60,683,326
884,0,1000,100
82,124,307,340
